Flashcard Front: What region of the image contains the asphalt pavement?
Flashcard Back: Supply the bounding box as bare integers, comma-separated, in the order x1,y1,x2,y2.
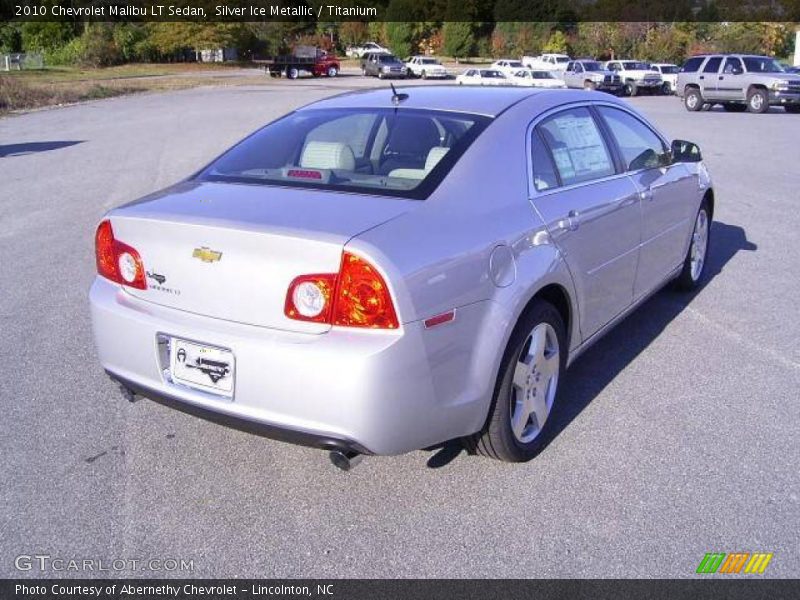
0,75,798,578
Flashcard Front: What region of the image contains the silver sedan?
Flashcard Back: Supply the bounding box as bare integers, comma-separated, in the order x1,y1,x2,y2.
90,87,714,465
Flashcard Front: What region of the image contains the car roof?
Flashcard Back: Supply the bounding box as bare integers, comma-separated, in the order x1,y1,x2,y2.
302,86,553,117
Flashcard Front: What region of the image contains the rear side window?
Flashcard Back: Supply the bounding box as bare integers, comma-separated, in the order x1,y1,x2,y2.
531,131,560,191
536,107,615,187
199,108,491,200
597,107,668,171
702,57,722,73
681,57,705,73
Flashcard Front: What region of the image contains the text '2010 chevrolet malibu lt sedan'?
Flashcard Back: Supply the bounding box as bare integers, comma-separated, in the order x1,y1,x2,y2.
90,86,714,466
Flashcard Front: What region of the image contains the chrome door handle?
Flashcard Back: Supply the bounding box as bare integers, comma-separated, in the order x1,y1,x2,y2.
553,210,580,233
640,189,654,201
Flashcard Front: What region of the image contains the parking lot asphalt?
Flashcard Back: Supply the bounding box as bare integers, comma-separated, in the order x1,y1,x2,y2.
1,74,798,578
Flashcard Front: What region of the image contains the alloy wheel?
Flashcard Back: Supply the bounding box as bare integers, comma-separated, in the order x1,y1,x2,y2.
509,323,560,444
690,209,709,281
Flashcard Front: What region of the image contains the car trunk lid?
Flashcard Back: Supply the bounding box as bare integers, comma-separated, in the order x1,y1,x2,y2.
108,181,413,333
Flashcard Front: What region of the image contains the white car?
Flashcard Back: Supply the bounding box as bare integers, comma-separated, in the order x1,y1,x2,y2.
490,59,526,76
405,56,448,79
604,60,663,96
509,69,566,88
348,42,390,58
649,63,679,95
522,53,571,73
456,69,509,86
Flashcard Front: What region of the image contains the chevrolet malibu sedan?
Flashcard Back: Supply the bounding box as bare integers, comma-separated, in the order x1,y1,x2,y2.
91,87,714,466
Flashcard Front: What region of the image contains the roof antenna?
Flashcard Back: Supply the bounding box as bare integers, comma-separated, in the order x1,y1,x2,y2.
390,82,408,105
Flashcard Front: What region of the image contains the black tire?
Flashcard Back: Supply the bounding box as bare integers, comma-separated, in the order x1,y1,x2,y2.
361,66,366,76
624,82,637,97
287,67,299,80
326,66,337,77
785,105,800,114
584,80,596,91
684,87,703,112
722,103,747,112
661,82,672,95
421,70,427,79
675,198,712,291
463,300,567,462
747,87,769,113
378,71,384,79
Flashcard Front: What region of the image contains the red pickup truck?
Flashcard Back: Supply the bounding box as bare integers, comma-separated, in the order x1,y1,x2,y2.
266,46,340,80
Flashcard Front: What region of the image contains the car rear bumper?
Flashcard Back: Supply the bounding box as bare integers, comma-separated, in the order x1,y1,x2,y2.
90,278,486,455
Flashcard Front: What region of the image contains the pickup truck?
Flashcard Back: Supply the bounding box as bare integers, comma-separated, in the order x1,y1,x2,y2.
522,53,571,73
604,60,663,96
676,53,800,113
266,46,340,80
563,60,623,93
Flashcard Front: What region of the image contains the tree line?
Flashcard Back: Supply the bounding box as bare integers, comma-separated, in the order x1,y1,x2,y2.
0,20,796,67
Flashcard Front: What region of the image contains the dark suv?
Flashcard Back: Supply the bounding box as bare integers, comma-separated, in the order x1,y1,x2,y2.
676,54,800,113
361,53,408,79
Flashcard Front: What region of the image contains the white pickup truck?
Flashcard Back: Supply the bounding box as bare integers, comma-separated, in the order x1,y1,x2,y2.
604,60,663,96
522,54,571,73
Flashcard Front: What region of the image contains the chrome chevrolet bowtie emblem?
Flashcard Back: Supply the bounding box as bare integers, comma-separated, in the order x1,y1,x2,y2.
192,247,222,263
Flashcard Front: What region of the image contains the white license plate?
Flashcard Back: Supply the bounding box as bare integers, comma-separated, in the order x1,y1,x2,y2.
169,338,234,397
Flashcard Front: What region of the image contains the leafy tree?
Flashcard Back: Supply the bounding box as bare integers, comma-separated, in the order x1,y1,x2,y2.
443,22,475,60
542,29,568,53
20,22,77,52
385,22,414,57
0,22,21,53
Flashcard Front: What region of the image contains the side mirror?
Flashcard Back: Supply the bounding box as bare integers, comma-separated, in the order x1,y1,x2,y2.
671,139,702,163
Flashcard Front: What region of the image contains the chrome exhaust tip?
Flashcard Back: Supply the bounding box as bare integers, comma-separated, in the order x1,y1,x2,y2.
329,450,363,471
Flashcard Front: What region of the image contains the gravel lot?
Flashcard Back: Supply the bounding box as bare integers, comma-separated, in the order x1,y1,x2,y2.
1,74,798,578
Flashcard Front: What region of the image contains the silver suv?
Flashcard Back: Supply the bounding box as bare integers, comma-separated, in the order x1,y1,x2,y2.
676,54,800,113
563,60,623,93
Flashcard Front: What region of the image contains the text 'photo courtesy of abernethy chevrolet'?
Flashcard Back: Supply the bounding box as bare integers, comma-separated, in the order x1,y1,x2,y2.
90,86,713,470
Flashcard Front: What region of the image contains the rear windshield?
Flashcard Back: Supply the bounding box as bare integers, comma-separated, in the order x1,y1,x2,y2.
198,108,491,200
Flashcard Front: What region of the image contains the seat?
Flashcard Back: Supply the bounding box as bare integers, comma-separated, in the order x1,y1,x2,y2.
300,141,356,171
389,146,450,180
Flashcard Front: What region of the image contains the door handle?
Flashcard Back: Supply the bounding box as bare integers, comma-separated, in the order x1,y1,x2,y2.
699,75,705,80
553,210,580,233
640,189,654,201
719,76,724,80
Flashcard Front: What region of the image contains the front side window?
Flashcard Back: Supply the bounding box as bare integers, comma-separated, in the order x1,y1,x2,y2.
723,57,743,74
702,57,723,73
199,108,490,200
583,62,603,72
597,107,668,171
536,107,615,187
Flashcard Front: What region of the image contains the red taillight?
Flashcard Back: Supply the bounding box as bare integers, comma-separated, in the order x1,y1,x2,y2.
284,274,337,323
333,252,398,329
94,220,147,290
284,252,399,330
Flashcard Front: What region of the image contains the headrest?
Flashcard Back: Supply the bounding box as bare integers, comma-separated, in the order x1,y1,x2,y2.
300,141,356,171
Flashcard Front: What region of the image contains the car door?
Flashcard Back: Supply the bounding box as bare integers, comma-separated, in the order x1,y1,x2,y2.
699,56,723,99
595,105,698,298
529,106,642,339
717,56,745,101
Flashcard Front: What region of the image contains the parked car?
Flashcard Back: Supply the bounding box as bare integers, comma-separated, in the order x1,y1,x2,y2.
676,54,800,113
509,69,566,88
563,60,623,93
604,60,663,96
267,46,340,80
362,53,408,79
405,56,448,79
522,53,571,73
649,63,680,94
347,42,390,58
455,69,509,86
490,59,526,76
91,86,714,466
